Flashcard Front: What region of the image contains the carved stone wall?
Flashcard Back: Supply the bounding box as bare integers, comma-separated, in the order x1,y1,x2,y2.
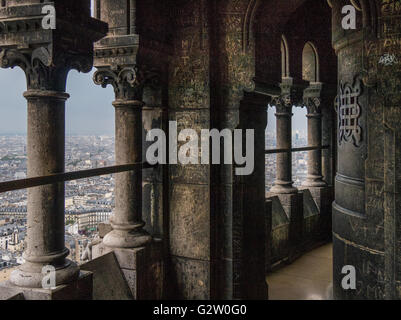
376,0,401,300
166,0,212,299
211,0,256,300
331,0,401,300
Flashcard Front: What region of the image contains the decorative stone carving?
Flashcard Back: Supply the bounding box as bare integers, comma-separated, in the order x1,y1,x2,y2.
271,94,293,109
94,65,159,100
336,79,363,147
303,82,323,114
0,47,92,91
305,97,321,114
271,77,305,109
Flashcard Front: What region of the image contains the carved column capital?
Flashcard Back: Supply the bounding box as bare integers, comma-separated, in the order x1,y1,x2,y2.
271,77,305,112
93,65,160,100
304,97,322,115
303,82,324,115
271,95,293,110
0,47,92,91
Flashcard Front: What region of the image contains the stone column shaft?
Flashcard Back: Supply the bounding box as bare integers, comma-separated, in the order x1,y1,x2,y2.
93,0,154,250
103,99,151,248
10,90,78,288
303,111,326,187
271,105,297,194
302,84,327,188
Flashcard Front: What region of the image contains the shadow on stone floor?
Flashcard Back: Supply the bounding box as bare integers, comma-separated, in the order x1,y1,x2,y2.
267,243,333,300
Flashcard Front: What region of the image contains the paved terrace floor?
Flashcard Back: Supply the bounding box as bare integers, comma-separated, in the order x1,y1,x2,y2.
267,243,333,300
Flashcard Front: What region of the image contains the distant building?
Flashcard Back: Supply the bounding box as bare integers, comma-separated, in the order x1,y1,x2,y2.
65,209,112,233
14,172,26,180
0,224,24,253
0,229,17,250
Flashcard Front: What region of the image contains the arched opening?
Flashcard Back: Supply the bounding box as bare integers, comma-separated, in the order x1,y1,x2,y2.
292,107,308,187
302,42,319,83
265,105,277,194
65,69,115,261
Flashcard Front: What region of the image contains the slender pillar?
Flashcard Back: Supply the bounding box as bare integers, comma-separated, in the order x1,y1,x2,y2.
0,48,96,289
11,90,79,288
270,102,297,194
94,67,152,248
303,85,326,187
106,99,151,247
90,2,162,299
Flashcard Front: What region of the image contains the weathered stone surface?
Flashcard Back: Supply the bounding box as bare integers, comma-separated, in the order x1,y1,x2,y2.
81,253,132,300
170,184,210,261
269,196,290,267
89,241,163,300
98,222,113,238
0,287,24,300
329,0,401,300
168,256,210,300
0,271,93,300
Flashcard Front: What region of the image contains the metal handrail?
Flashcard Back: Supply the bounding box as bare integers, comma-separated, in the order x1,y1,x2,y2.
0,162,156,194
0,144,330,193
265,145,330,154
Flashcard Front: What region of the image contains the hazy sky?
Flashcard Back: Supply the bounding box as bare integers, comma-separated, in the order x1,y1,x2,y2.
0,68,115,135
0,0,307,136
0,66,307,135
0,0,306,136
267,106,307,136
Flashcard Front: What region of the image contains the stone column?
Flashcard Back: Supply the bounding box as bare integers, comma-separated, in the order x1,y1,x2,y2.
329,0,378,300
270,104,297,194
270,80,297,194
14,89,77,288
0,1,106,296
110,98,151,248
303,83,326,187
89,0,164,300
0,47,96,289
269,78,304,261
94,67,152,248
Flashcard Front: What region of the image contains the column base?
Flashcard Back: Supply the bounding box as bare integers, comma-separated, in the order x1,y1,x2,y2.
103,229,152,249
270,182,298,194
9,259,79,289
0,271,92,300
302,176,327,188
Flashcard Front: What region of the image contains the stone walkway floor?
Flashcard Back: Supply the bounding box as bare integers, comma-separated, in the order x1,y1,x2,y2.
267,243,333,300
